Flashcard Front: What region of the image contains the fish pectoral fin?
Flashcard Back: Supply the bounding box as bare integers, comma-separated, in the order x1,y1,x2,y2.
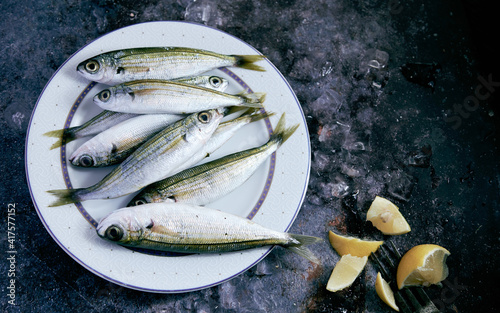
149,224,180,238
139,220,180,242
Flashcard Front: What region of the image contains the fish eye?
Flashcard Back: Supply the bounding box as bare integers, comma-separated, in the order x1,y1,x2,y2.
209,76,222,87
105,225,123,241
99,89,111,102
198,111,211,123
134,199,147,206
85,60,100,73
79,155,94,167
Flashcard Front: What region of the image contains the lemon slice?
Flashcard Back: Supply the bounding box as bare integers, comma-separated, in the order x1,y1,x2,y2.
375,272,400,312
328,231,383,257
396,244,450,289
366,196,411,235
326,254,368,292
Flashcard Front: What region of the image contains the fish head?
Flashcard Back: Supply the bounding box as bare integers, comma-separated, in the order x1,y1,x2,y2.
69,145,98,168
77,54,116,84
126,192,157,207
93,85,134,111
208,76,229,92
185,109,225,142
93,86,119,110
96,208,146,244
127,192,176,207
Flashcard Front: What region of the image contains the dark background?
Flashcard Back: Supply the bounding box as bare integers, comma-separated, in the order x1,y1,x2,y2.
1,0,498,312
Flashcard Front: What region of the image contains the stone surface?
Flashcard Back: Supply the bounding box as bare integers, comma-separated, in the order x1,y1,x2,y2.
1,0,499,312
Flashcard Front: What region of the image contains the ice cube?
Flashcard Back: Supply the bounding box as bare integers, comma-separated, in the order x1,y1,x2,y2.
360,49,390,88
184,0,217,25
387,170,415,201
374,49,389,68
310,88,343,117
340,152,367,178
330,177,351,199
407,144,432,168
341,163,362,177
343,139,367,152
312,150,333,172
253,259,273,276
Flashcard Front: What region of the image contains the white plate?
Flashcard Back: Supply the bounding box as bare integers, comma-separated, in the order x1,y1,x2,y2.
25,21,310,293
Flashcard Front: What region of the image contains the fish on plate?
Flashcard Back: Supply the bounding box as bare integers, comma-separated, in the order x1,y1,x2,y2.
47,109,224,207
93,80,265,114
77,47,265,85
69,108,269,168
69,113,183,167
128,113,296,206
44,75,229,149
96,202,322,264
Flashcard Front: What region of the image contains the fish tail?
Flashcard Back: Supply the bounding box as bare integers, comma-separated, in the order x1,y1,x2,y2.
47,188,84,207
44,127,77,150
286,234,323,264
233,55,266,72
247,109,275,123
223,106,249,116
270,113,299,147
239,92,266,108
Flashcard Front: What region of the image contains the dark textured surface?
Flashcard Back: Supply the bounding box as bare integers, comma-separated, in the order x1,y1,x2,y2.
1,0,498,312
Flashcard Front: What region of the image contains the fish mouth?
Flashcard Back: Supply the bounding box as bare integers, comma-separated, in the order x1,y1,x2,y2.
76,61,87,74
68,155,76,164
95,225,104,238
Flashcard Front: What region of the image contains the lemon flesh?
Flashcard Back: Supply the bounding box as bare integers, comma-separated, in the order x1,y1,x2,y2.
375,272,400,312
326,254,368,292
396,244,450,289
366,196,411,235
328,231,383,257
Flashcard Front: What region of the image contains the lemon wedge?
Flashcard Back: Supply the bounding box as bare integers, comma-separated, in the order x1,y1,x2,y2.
375,272,400,311
396,244,450,289
366,196,411,235
326,254,368,292
328,231,383,257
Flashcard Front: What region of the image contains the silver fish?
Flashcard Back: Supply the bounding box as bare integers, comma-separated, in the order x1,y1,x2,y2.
128,113,295,206
96,202,321,263
69,113,183,167
93,80,265,114
76,47,265,85
48,109,224,207
44,75,228,149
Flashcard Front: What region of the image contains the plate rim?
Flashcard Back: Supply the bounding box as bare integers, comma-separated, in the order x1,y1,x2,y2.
25,20,311,293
